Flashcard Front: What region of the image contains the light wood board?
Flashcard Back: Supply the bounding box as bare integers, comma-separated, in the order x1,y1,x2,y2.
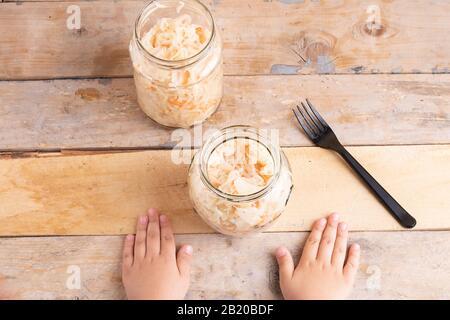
1,74,449,151
1,0,450,79
0,145,448,236
0,231,449,299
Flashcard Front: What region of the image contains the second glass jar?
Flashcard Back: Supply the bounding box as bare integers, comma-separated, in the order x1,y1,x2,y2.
130,0,223,128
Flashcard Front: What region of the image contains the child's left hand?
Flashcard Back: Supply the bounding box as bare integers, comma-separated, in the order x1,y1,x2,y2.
275,213,360,300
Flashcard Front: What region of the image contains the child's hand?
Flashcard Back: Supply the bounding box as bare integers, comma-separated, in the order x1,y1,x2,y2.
275,213,360,300
122,208,193,300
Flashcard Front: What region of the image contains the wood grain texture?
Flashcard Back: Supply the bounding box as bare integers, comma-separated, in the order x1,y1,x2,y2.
0,145,449,236
0,231,449,299
1,74,449,151
1,0,450,79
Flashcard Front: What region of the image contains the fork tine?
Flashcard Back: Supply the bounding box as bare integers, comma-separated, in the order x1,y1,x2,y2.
292,108,317,139
296,104,319,136
301,101,324,132
306,98,329,129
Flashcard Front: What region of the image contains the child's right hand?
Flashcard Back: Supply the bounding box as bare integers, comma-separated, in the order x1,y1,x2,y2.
275,213,360,300
122,208,193,300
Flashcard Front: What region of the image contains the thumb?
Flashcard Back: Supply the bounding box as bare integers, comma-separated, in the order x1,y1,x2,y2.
177,244,193,277
275,246,294,283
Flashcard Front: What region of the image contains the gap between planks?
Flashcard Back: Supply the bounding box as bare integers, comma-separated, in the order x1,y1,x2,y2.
1,71,450,83
2,142,450,158
0,144,449,236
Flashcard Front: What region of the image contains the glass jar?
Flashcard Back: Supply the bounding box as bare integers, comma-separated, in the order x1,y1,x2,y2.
188,126,294,236
129,0,223,128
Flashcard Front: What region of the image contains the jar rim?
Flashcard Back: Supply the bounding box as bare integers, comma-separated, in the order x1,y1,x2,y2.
198,125,282,202
133,0,216,69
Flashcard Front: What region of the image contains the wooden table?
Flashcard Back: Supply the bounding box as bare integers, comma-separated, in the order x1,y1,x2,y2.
0,0,449,299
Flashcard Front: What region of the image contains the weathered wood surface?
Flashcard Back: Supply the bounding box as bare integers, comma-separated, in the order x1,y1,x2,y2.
0,145,448,236
1,74,449,151
1,0,449,301
0,231,449,299
1,0,450,79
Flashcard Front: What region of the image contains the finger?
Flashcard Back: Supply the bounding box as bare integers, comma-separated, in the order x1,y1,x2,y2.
344,243,361,281
159,214,176,259
275,247,294,284
146,208,160,258
317,213,339,264
134,215,148,261
331,222,348,268
177,245,193,277
122,234,135,269
299,218,326,265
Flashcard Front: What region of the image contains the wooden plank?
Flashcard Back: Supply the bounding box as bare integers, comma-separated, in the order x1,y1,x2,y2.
1,0,450,79
0,231,449,299
1,74,449,151
0,145,448,236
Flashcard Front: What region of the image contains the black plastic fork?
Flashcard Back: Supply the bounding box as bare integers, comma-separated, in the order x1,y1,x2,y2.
293,99,417,229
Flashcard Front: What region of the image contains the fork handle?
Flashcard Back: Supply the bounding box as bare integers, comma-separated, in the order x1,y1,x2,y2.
338,148,417,228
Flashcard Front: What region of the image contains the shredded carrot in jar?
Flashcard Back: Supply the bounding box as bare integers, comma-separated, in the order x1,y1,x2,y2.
168,96,192,108
182,71,190,85
255,160,266,172
196,26,206,44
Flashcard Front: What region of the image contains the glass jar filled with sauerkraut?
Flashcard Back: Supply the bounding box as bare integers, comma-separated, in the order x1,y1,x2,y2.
188,126,294,236
130,0,223,128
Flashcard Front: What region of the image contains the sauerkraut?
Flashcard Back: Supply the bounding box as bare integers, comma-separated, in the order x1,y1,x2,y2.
130,14,223,128
206,139,275,195
188,138,293,236
141,14,211,61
